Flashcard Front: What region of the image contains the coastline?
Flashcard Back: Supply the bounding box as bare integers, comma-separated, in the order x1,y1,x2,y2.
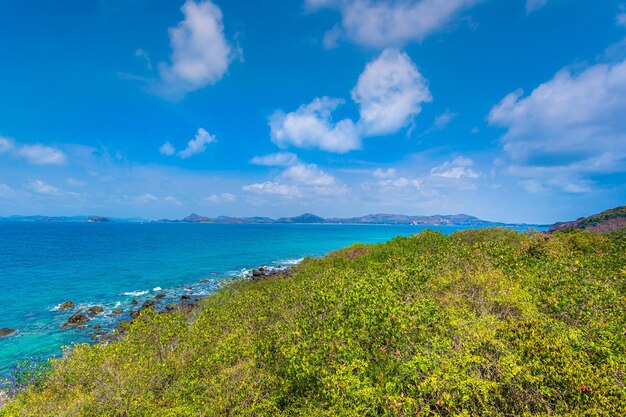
0,258,301,386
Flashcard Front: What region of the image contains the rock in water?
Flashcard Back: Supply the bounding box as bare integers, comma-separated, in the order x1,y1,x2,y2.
61,312,90,329
86,306,104,317
142,300,155,309
57,301,74,310
155,293,166,300
0,328,17,338
108,309,123,317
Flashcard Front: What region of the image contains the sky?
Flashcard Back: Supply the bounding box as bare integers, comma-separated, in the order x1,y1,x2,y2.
0,0,625,223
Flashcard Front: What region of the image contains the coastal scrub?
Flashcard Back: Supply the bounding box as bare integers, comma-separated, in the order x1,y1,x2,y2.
1,228,625,416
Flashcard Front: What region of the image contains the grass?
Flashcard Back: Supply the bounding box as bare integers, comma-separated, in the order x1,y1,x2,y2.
2,228,625,416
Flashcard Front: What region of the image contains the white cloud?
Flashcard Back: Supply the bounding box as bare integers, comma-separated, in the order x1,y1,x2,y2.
164,195,184,206
159,141,176,156
134,193,158,204
250,152,299,167
488,59,626,193
269,49,430,153
353,49,432,136
27,179,77,196
372,168,397,179
307,0,482,48
526,0,548,13
618,13,626,27
18,145,67,165
203,192,237,203
157,0,236,97
488,60,626,172
243,162,347,198
0,136,14,154
178,128,216,158
242,181,299,197
430,156,480,179
270,97,360,153
431,109,458,131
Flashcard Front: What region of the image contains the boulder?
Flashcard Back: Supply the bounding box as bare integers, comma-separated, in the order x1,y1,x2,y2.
93,324,101,330
62,312,90,329
164,303,178,313
86,306,104,317
130,310,141,319
57,301,74,310
0,328,17,338
154,293,166,300
108,309,123,317
180,295,191,302
200,279,210,283
142,300,155,309
130,300,139,306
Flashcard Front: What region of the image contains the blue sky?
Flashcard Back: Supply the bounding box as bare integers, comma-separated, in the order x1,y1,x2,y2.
0,0,625,223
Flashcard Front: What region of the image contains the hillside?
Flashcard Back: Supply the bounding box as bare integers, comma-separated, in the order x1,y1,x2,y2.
2,228,625,416
549,206,626,234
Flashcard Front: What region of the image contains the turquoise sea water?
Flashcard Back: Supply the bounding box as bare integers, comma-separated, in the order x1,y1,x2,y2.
0,222,540,376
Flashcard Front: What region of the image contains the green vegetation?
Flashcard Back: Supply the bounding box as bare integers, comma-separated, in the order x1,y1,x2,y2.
550,205,626,234
2,228,626,416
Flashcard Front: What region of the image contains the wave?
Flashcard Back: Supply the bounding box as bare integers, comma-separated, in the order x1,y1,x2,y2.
120,290,149,297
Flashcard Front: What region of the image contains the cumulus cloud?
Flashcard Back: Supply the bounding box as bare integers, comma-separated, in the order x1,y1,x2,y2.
178,128,216,158
269,97,360,153
353,49,432,136
243,162,347,198
488,59,626,192
0,136,14,154
525,0,548,13
159,141,176,156
157,0,236,97
269,49,430,153
18,145,67,165
307,0,482,48
430,156,480,179
250,152,299,167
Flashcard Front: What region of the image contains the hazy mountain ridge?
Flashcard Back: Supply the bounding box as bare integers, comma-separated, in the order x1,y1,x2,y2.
171,212,538,227
0,212,548,227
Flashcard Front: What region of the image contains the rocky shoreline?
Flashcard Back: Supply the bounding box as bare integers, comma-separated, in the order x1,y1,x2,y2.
59,265,296,345
0,263,298,408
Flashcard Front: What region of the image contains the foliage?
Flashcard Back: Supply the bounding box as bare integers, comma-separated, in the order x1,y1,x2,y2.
1,357,52,397
2,228,626,416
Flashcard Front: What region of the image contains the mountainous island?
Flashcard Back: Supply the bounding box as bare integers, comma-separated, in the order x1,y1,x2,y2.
2,206,624,416
159,212,541,227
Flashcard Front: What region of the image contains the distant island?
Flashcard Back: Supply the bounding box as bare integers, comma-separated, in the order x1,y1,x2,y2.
85,216,111,223
157,212,543,228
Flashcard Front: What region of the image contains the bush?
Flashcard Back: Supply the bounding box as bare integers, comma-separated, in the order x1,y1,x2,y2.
2,228,625,416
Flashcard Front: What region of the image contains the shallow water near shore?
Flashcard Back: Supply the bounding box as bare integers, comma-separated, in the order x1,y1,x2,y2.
0,222,541,376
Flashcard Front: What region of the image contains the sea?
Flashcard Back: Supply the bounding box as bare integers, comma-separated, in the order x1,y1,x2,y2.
0,222,541,377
